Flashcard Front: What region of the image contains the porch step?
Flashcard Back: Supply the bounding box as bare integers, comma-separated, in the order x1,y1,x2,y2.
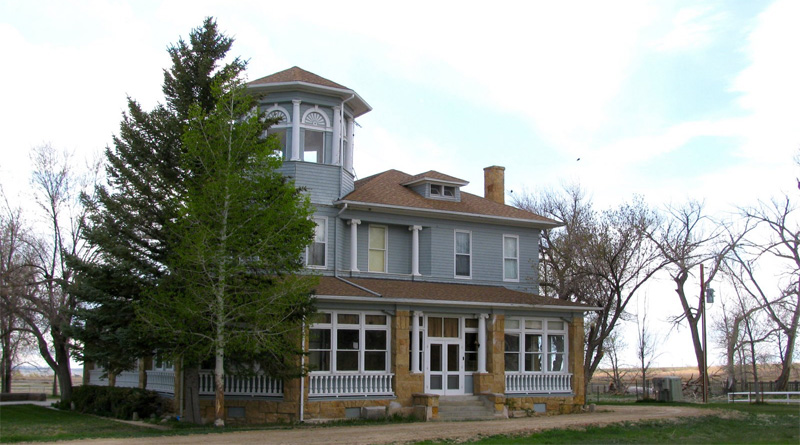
437,396,499,421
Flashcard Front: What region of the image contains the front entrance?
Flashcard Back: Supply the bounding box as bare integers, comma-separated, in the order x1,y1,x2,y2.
424,316,467,395
427,340,462,394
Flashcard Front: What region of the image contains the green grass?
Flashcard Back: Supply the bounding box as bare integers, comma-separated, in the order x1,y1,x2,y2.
2,402,797,444
0,404,170,443
419,403,800,444
0,404,418,443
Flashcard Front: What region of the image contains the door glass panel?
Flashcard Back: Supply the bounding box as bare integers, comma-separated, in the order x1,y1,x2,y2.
443,318,459,337
465,332,478,372
430,344,442,371
428,317,442,337
430,375,443,390
447,375,459,390
447,344,459,372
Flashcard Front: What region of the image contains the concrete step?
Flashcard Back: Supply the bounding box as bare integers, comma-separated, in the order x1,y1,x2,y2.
437,395,498,421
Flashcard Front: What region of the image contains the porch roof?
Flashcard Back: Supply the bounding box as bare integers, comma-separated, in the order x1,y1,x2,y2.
313,277,590,311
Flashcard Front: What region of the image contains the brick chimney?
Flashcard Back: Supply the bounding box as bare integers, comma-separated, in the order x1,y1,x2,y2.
483,166,505,204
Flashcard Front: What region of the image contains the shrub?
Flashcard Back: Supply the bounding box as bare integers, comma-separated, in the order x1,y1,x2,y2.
69,385,163,420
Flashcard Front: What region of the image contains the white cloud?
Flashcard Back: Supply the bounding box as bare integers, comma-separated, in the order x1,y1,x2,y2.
652,5,724,52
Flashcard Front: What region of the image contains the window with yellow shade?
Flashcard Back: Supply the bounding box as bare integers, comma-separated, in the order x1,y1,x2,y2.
368,225,387,272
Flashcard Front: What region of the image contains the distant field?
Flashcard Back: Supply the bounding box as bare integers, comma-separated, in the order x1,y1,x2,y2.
8,373,83,396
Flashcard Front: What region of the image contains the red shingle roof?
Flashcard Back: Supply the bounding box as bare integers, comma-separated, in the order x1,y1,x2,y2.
248,66,348,90
403,170,469,186
341,170,559,225
313,276,587,309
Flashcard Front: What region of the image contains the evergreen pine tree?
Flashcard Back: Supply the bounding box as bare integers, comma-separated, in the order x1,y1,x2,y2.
70,17,245,381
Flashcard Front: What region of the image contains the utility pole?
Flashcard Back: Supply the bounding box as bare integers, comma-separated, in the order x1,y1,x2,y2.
701,264,708,403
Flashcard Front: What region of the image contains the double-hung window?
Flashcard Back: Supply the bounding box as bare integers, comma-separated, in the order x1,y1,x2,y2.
307,217,326,268
503,235,519,281
504,318,568,373
308,312,390,373
368,225,387,272
454,230,471,278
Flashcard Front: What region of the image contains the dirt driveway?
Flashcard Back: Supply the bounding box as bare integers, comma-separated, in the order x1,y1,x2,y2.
42,405,707,445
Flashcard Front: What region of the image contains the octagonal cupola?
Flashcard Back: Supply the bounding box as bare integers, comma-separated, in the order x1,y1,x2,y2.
247,67,371,200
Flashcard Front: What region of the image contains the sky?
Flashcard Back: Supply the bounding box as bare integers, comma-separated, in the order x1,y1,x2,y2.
2,0,799,372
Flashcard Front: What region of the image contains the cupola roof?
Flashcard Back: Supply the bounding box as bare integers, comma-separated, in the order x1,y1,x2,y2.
247,66,372,117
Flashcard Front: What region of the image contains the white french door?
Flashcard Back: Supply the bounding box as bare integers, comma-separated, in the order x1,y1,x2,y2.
424,316,465,395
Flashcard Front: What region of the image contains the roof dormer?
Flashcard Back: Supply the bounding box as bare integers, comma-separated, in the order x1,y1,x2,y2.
403,171,469,202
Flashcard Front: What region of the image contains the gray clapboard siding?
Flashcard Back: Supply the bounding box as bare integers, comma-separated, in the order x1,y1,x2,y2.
279,162,344,205
334,209,540,290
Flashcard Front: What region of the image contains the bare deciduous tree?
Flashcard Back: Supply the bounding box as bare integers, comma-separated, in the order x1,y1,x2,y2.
646,201,740,390
514,185,665,396
600,330,628,393
728,196,799,390
9,144,98,401
0,194,37,393
635,296,660,399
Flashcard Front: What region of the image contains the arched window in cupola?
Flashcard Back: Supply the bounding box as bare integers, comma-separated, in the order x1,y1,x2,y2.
264,105,291,155
304,111,327,127
301,107,331,164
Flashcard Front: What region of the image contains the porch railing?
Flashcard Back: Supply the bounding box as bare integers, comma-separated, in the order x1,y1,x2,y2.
505,372,573,394
88,369,108,386
145,370,175,395
115,371,140,388
198,371,283,398
308,373,394,397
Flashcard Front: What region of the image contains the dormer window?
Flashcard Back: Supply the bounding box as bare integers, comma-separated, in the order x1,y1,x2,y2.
404,172,468,202
429,184,456,199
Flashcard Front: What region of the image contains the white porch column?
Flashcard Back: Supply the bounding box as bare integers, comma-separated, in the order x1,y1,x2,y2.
332,106,341,165
345,117,355,173
291,100,301,161
409,225,422,276
478,314,488,373
349,219,361,272
411,311,421,373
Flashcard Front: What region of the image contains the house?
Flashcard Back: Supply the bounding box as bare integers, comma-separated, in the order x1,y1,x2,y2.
86,67,590,423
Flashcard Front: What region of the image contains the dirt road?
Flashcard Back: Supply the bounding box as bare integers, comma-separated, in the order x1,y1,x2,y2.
41,405,708,445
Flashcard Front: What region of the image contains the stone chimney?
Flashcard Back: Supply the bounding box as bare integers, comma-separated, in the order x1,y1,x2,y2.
483,166,505,204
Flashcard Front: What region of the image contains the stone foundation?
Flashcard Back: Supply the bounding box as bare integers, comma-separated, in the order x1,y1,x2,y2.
505,395,583,416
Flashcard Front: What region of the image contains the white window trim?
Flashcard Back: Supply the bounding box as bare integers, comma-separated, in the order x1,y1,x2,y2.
368,224,388,273
301,106,332,129
306,216,327,269
503,234,520,283
428,183,458,201
309,311,391,374
504,317,569,374
454,230,472,279
264,104,292,126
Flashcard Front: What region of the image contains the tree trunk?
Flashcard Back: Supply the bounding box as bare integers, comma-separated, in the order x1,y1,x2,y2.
774,306,799,390
54,341,72,402
1,336,11,393
181,366,202,424
214,345,225,427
